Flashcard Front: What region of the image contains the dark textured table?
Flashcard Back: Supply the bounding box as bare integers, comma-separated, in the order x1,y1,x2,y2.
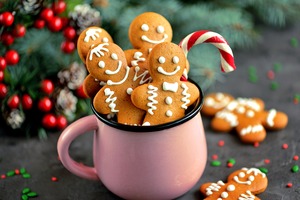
1,23,300,200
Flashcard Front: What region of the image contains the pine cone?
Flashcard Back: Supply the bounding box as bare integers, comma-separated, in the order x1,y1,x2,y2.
69,4,101,34
54,87,78,119
18,0,44,14
4,109,25,129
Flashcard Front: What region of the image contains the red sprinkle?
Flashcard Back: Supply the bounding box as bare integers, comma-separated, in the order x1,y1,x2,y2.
14,169,20,175
264,159,271,164
218,140,225,147
267,70,275,80
286,182,293,188
293,98,299,105
212,154,218,160
293,155,299,161
253,142,260,148
51,176,58,182
282,143,289,149
1,174,6,179
227,162,234,168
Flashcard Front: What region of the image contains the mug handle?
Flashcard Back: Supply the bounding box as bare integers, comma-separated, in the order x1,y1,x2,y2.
57,115,99,180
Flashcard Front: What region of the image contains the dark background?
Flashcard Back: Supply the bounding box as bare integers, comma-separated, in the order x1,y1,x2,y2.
1,23,300,200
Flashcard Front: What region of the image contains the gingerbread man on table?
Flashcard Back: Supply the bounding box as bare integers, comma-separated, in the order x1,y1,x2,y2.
85,42,151,125
200,167,268,200
202,93,288,144
131,42,200,126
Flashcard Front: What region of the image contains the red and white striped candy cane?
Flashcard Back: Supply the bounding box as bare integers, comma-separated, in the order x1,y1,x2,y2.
179,30,236,73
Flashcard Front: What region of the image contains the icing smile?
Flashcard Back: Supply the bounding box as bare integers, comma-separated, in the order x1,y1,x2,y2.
141,34,168,44
157,66,180,76
105,60,122,75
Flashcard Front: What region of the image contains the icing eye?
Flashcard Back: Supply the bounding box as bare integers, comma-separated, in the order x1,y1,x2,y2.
158,56,165,64
98,61,105,68
248,175,255,181
156,25,164,33
111,53,118,60
172,56,179,64
102,37,109,43
141,24,149,31
239,172,245,178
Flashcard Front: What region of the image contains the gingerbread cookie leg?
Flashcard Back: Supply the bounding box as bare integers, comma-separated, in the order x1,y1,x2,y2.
261,109,288,130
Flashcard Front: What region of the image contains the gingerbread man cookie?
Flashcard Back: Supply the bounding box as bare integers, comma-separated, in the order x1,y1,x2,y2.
200,167,268,200
202,93,288,143
86,42,151,125
131,42,200,125
77,27,114,98
124,12,173,70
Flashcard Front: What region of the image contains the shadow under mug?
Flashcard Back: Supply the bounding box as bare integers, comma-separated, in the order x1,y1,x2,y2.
57,80,207,200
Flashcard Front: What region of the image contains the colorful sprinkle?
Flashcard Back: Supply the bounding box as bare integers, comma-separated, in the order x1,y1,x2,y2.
218,140,225,147
210,160,221,167
264,159,271,164
259,167,268,174
290,37,298,48
291,165,299,173
22,188,31,194
253,142,260,148
51,176,58,182
6,170,15,177
21,194,29,200
293,155,299,161
227,162,234,168
20,168,27,174
267,70,275,80
27,192,38,197
15,169,20,175
1,174,6,179
286,182,293,188
248,66,258,83
282,143,289,149
22,173,31,179
270,81,279,90
227,158,236,165
211,154,218,160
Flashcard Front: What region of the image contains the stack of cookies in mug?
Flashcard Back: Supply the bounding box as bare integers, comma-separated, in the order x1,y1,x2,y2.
77,12,200,126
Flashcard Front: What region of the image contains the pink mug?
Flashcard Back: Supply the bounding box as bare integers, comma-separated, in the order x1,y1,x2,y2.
57,82,207,200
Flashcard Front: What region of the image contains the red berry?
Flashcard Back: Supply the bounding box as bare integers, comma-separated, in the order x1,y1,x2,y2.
61,40,75,53
5,50,19,65
41,79,54,95
21,94,33,110
7,94,20,109
52,0,67,14
12,24,26,38
0,70,4,82
63,27,76,40
0,83,8,99
0,57,6,70
1,32,14,46
48,16,63,32
38,97,53,112
42,113,57,129
0,12,14,26
56,115,67,130
34,19,45,29
40,8,54,22
76,85,88,98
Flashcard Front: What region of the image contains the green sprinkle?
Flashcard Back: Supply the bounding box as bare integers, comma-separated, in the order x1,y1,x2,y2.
270,81,279,90
273,63,282,72
290,37,298,48
21,194,28,200
259,167,268,174
227,158,236,165
20,168,26,174
249,76,258,83
210,160,221,167
22,188,31,194
22,173,31,179
6,170,15,177
27,192,38,197
291,165,299,173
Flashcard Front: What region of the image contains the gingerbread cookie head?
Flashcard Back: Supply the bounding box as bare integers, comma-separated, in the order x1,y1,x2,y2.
202,93,235,116
200,167,268,200
131,42,200,125
77,27,113,63
128,12,172,50
85,42,127,83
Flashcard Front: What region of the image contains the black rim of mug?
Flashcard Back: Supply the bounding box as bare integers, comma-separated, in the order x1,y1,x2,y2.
91,79,204,132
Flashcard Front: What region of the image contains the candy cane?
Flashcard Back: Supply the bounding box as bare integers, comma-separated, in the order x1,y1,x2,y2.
179,30,236,73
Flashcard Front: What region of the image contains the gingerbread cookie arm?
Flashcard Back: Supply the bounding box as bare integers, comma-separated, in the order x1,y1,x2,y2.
202,93,234,116
93,86,119,115
83,74,104,98
261,109,288,130
211,110,238,132
131,84,154,112
236,119,266,143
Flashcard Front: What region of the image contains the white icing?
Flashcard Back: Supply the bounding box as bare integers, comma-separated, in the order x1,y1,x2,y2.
165,96,172,105
233,168,266,185
98,61,105,68
147,85,158,115
246,110,255,117
102,37,109,43
236,98,261,111
111,53,118,60
172,56,179,64
107,66,130,85
158,56,166,64
127,88,133,95
181,83,190,109
131,52,146,66
267,109,277,127
227,184,235,191
162,82,178,92
141,24,149,31
166,110,172,117
142,122,151,126
238,190,255,200
206,181,225,196
204,93,231,109
84,28,102,42
157,66,180,76
236,106,245,114
105,60,122,75
89,43,109,60
183,68,188,79
216,110,238,127
141,34,168,44
156,25,164,33
240,124,264,136
221,191,228,198
133,67,152,84
104,88,119,112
